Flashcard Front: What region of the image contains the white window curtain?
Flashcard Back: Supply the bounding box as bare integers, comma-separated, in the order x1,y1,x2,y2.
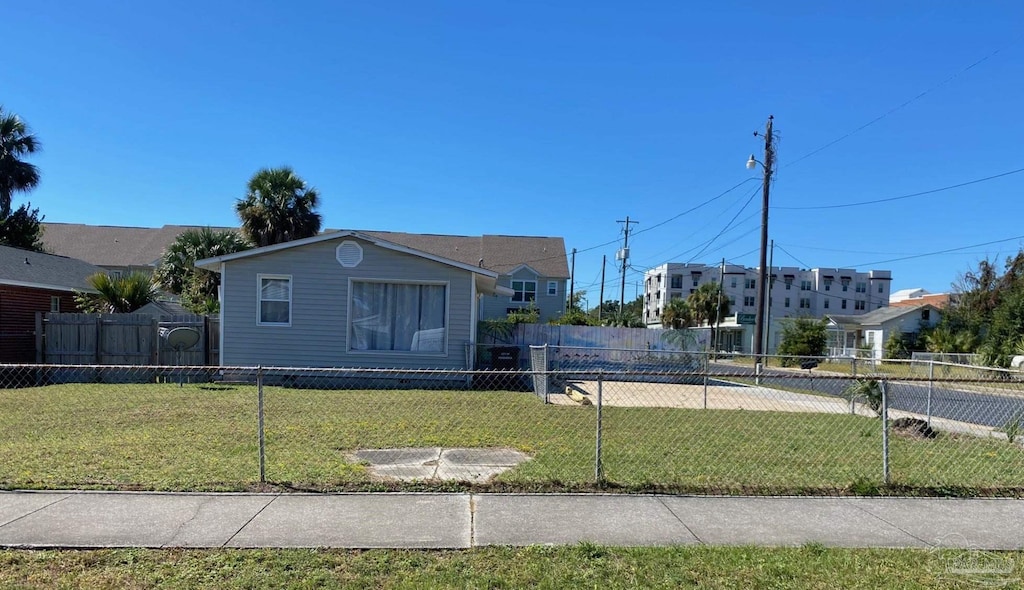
351,282,446,352
260,277,290,324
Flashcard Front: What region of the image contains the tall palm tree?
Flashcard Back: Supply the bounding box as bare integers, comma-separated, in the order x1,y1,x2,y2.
154,227,250,312
235,167,322,247
687,282,731,349
75,272,158,314
0,107,40,217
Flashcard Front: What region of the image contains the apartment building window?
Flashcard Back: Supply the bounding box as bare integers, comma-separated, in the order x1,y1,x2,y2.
824,279,832,291
800,280,811,291
878,284,884,293
824,299,830,309
842,299,848,309
692,278,700,287
841,280,850,292
799,298,811,309
670,275,682,289
784,278,792,290
743,296,756,306
784,297,790,308
731,277,737,288
744,278,756,289
728,295,736,305
855,282,867,293
855,300,866,310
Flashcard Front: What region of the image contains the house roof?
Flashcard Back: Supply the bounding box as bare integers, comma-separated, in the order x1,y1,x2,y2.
41,223,570,278
0,245,103,293
194,230,519,297
42,223,236,267
828,304,940,327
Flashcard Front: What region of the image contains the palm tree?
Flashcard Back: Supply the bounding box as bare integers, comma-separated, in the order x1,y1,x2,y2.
75,272,158,313
235,167,322,247
154,227,250,311
0,107,40,218
661,297,692,329
687,282,731,349
844,378,883,416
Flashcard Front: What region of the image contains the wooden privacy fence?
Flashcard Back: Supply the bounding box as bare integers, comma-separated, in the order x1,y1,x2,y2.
37,313,219,365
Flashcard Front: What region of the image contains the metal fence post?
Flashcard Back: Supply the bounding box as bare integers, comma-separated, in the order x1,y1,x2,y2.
257,365,266,484
702,352,709,410
595,370,604,484
881,379,890,486
926,361,934,428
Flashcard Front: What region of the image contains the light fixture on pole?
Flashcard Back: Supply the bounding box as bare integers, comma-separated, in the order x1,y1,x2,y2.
747,116,775,373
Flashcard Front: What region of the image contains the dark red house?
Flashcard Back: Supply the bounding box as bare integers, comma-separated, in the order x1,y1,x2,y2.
0,245,102,363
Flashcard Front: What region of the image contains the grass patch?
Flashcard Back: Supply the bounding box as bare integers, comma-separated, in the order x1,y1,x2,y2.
2,545,1018,589
2,383,1024,494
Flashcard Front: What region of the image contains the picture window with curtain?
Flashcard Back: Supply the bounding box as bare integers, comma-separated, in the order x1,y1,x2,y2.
258,275,291,325
350,281,447,352
511,280,536,302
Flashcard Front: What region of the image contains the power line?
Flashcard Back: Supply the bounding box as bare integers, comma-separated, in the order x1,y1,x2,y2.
630,177,760,238
785,43,1013,169
686,184,762,263
851,234,1024,267
774,166,1024,211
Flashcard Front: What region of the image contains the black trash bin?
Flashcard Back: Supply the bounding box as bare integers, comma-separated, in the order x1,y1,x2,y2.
482,346,524,390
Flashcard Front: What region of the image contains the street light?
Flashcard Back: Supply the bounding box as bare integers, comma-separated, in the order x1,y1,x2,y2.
746,154,758,170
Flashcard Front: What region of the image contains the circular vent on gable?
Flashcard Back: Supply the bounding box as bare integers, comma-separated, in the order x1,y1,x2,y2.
336,241,363,268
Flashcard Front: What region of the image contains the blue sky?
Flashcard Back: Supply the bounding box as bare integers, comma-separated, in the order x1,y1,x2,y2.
4,1,1022,304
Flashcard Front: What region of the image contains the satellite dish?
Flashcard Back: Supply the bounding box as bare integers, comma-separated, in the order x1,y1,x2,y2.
163,327,201,351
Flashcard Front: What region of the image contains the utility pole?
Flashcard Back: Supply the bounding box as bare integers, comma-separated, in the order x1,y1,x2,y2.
598,254,606,322
714,257,725,355
569,248,577,310
616,216,639,314
751,116,775,369
764,240,775,355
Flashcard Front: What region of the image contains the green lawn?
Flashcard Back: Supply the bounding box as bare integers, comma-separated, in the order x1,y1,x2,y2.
2,382,1024,494
2,545,1017,589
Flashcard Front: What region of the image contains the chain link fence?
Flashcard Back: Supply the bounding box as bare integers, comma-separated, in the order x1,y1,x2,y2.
2,350,1024,495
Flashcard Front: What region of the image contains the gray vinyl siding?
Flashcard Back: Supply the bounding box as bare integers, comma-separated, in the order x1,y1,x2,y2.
220,237,473,369
478,269,566,322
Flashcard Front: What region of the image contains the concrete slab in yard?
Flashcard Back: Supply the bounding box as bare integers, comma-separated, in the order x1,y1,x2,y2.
228,493,471,548
852,498,1024,550
351,447,531,483
0,492,276,548
0,492,70,527
662,496,928,548
474,494,699,547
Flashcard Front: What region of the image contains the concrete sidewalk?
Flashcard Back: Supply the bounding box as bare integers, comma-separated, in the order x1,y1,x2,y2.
1,491,1021,550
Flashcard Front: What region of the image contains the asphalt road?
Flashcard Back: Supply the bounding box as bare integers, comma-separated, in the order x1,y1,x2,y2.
709,362,1024,429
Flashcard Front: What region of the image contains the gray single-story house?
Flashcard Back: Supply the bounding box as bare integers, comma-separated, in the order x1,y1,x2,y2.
195,230,515,369
827,303,941,359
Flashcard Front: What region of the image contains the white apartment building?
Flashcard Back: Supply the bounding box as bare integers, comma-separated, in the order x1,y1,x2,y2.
642,262,892,353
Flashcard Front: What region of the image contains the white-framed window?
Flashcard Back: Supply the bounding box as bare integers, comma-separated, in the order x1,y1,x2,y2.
744,278,756,289
744,296,756,306
877,284,884,293
728,295,736,305
800,280,811,291
841,280,850,292
350,280,447,353
824,299,830,309
855,282,867,293
670,275,683,289
784,278,793,290
855,300,866,310
799,298,811,309
512,280,537,302
50,296,61,312
824,279,832,291
547,281,557,296
257,274,292,326
842,299,848,309
784,297,790,308
730,277,738,288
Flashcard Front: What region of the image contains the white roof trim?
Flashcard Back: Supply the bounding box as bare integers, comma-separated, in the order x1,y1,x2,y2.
0,279,98,294
196,230,500,278
506,264,541,276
